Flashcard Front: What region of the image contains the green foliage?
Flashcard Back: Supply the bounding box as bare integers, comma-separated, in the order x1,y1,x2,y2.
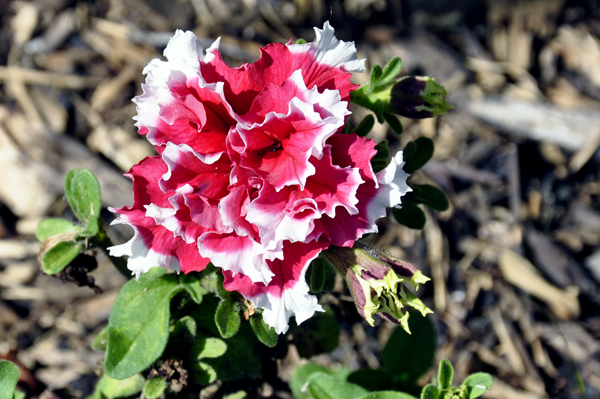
383,112,403,135
307,372,369,399
407,185,449,212
293,306,340,358
358,393,417,399
372,140,390,173
87,374,145,399
347,369,394,392
461,373,493,398
0,360,19,399
382,314,436,386
402,138,434,174
290,363,334,399
392,201,427,230
420,385,440,399
249,312,278,348
35,218,80,242
64,168,102,237
355,114,376,137
307,258,326,294
104,273,197,379
215,298,241,338
40,241,83,275
143,377,168,399
437,360,454,390
92,326,109,351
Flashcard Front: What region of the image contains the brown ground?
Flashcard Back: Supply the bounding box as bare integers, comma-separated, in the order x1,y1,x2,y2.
1,0,600,398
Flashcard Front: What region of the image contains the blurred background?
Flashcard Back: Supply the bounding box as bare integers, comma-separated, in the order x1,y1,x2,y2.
1,0,600,398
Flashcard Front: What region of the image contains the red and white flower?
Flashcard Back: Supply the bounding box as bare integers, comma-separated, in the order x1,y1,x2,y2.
109,23,411,334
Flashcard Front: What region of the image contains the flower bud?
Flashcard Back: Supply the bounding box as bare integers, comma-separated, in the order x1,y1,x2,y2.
322,244,432,333
390,76,453,119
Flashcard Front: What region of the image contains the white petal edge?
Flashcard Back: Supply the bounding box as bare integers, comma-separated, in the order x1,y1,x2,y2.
245,259,324,334
107,213,180,279
365,151,412,230
287,21,366,73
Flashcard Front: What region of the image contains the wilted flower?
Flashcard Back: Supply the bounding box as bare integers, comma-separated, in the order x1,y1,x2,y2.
390,76,453,119
109,23,411,334
323,244,432,332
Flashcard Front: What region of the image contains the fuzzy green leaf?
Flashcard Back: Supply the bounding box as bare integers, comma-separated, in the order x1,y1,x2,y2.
0,360,19,399
35,218,80,242
355,115,376,137
179,273,204,304
358,392,417,399
143,377,167,399
307,258,326,294
407,184,449,212
437,360,454,390
215,298,241,339
104,275,183,379
290,363,333,399
392,201,426,230
370,65,383,84
64,169,102,235
250,312,278,348
403,137,434,174
383,112,403,135
92,326,109,351
41,241,82,275
380,57,403,83
461,373,493,398
371,140,390,173
88,374,144,399
308,372,369,399
382,314,436,383
420,384,440,399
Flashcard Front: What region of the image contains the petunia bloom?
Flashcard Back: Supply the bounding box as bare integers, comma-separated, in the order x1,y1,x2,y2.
109,23,411,334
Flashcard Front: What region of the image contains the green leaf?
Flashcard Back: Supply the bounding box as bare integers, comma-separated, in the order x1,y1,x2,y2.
358,392,418,399
41,241,82,275
171,315,197,340
215,272,231,299
290,363,333,399
382,313,436,384
64,169,102,234
308,372,369,399
143,377,167,399
200,324,262,381
372,140,390,173
347,369,394,392
14,392,26,399
437,360,454,390
89,374,144,399
179,273,204,304
407,185,449,212
293,306,339,358
383,112,403,135
461,373,493,398
307,258,326,294
403,137,434,174
250,312,278,348
370,65,383,84
92,326,109,351
355,115,375,137
194,336,228,359
420,384,440,399
104,274,183,379
215,298,241,339
35,218,80,242
392,201,426,230
380,57,403,83
0,360,19,399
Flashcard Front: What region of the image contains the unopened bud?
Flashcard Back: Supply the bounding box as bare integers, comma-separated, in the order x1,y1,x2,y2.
322,244,432,333
390,76,453,119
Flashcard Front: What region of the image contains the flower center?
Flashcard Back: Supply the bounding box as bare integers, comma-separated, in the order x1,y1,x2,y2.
256,141,282,157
